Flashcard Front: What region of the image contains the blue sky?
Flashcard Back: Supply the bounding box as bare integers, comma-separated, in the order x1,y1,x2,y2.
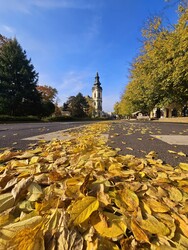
0,0,180,112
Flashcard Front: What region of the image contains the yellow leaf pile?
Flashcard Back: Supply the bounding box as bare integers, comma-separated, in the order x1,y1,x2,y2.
0,122,188,249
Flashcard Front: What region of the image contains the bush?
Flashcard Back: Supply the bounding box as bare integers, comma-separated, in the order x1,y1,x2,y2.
0,115,41,122
43,116,74,122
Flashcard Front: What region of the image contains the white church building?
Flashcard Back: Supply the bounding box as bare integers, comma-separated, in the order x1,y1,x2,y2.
92,72,103,117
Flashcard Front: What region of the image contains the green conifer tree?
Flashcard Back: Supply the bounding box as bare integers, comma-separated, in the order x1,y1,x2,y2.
0,37,42,116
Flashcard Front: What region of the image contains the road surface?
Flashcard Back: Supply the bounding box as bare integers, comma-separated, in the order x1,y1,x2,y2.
0,120,188,166
0,121,94,150
108,120,188,166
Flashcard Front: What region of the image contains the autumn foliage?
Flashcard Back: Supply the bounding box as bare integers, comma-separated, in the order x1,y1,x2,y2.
116,5,188,116
0,122,188,249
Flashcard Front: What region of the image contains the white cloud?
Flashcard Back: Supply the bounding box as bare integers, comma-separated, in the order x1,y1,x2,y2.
59,71,88,92
38,73,53,85
0,0,97,13
0,0,31,13
42,70,92,105
84,15,101,42
0,25,15,35
31,0,95,9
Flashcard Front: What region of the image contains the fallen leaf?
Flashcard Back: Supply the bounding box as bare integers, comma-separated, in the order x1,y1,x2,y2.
11,176,34,202
166,186,183,202
0,150,17,163
0,216,43,247
0,193,15,213
137,213,170,236
146,198,170,213
118,188,139,211
178,152,187,157
27,182,43,202
131,219,149,243
91,211,127,238
172,213,188,238
168,150,177,154
68,196,99,225
98,237,120,250
126,147,133,151
179,162,188,171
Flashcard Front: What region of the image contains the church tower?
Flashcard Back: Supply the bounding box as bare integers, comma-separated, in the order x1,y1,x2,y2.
92,72,103,117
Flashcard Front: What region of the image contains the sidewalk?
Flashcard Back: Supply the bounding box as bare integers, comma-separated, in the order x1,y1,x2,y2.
157,117,188,123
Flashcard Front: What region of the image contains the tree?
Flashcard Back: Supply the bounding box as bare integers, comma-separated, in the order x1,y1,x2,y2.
41,101,55,117
36,85,58,117
0,34,9,48
118,5,188,116
114,102,120,115
0,38,42,116
63,93,89,118
54,103,62,117
85,95,95,117
36,85,57,103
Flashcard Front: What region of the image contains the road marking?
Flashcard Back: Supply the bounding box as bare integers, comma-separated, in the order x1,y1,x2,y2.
151,135,188,145
100,134,109,142
22,125,109,142
22,132,72,141
22,125,86,141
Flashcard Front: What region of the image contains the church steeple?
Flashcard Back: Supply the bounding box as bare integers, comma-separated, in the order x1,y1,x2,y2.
92,72,103,117
94,72,101,86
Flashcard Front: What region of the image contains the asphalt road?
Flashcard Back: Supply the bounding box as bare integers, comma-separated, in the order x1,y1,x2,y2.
108,120,188,166
0,120,188,166
0,121,94,151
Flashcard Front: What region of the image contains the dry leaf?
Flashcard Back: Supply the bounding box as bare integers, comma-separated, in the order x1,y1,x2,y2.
146,198,170,213
166,186,183,202
27,182,43,202
126,147,133,151
118,188,139,210
179,162,188,171
168,150,177,154
68,196,99,225
172,213,188,238
0,193,14,213
137,213,170,236
131,219,149,243
11,176,34,202
178,152,187,157
0,150,17,163
98,237,120,250
0,216,43,248
91,211,127,238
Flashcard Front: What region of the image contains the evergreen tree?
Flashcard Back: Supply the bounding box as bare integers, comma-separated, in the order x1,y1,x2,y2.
64,93,89,118
0,34,9,47
0,37,42,116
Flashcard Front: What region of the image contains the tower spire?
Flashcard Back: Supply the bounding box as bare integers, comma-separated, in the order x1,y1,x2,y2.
95,72,101,86
92,72,103,117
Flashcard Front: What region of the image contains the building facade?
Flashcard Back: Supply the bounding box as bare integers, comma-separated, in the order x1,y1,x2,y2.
150,105,182,118
92,72,103,117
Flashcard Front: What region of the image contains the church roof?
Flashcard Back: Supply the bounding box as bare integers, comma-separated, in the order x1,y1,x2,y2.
94,72,101,87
